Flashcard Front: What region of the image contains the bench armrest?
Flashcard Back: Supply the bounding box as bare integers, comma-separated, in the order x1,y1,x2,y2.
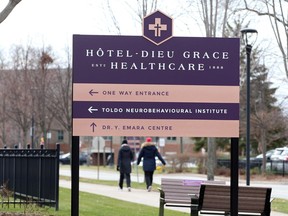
188,194,199,199
158,188,165,200
188,194,199,205
188,193,199,216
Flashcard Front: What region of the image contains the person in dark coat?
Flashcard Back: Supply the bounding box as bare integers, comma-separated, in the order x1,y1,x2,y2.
137,137,166,192
117,139,133,191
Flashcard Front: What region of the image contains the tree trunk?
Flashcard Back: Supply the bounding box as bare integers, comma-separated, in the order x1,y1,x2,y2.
207,137,216,180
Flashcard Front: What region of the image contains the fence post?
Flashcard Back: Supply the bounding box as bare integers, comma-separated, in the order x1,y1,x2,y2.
39,145,43,205
26,146,29,204
55,143,60,210
13,145,17,207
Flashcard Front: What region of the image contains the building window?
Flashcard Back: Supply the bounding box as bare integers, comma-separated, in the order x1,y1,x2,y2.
167,137,176,141
103,136,113,140
57,130,64,141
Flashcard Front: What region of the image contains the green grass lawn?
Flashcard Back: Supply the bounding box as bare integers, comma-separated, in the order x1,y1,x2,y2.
272,198,288,214
3,177,285,215
1,166,287,215
60,165,288,214
74,178,288,214
1,187,287,215
0,188,189,216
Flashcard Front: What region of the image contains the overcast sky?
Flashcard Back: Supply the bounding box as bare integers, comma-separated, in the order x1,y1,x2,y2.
0,0,97,55
0,0,280,53
0,0,195,53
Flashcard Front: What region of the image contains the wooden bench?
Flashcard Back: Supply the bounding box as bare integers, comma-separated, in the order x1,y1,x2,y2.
198,184,272,216
158,178,226,216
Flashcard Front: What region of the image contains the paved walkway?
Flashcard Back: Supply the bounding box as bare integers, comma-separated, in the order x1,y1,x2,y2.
59,179,288,216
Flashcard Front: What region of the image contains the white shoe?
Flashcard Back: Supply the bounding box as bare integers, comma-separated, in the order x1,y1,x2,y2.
147,186,152,192
128,187,131,192
118,187,123,191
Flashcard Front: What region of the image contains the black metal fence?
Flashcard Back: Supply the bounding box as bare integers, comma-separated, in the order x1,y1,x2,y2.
0,144,60,209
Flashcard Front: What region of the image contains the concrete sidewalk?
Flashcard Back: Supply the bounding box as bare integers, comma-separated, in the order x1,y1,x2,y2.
59,179,288,216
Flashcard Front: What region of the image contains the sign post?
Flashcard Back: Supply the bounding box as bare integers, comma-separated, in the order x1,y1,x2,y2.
72,10,240,216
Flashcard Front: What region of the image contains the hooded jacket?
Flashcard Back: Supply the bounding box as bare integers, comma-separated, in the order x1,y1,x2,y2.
137,141,166,172
117,144,133,173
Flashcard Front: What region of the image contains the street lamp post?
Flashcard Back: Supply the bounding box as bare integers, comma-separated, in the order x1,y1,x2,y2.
241,28,258,186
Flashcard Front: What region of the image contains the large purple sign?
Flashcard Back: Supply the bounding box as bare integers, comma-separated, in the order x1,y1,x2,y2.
73,36,239,86
72,12,240,137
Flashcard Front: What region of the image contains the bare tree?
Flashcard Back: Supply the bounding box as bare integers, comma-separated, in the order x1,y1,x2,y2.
3,45,34,147
30,48,55,146
47,48,72,146
105,0,121,35
189,0,240,180
0,51,6,69
0,64,20,147
189,0,243,37
7,74,32,147
104,0,158,34
251,107,288,172
0,0,21,24
242,0,288,78
0,78,8,146
0,44,57,148
134,0,158,20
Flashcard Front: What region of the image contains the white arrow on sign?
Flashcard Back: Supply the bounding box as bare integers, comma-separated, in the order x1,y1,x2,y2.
88,106,98,113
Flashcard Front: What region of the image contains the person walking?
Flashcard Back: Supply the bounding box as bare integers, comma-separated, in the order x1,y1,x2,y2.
137,137,166,192
117,139,133,191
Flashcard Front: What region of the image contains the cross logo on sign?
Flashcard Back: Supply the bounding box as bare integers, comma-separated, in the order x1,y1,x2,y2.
149,18,167,37
143,10,173,45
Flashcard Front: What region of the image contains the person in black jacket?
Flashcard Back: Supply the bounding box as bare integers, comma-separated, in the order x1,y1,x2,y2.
137,137,166,192
117,139,133,191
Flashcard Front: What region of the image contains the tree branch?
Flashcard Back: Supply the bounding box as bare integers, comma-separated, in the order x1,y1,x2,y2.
241,0,288,27
0,0,22,24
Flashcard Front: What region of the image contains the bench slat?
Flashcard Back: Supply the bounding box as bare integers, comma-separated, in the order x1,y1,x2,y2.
160,179,225,203
198,184,272,216
158,178,226,216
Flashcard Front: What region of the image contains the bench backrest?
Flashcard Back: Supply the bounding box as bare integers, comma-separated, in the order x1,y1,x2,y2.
160,178,226,203
198,184,272,215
